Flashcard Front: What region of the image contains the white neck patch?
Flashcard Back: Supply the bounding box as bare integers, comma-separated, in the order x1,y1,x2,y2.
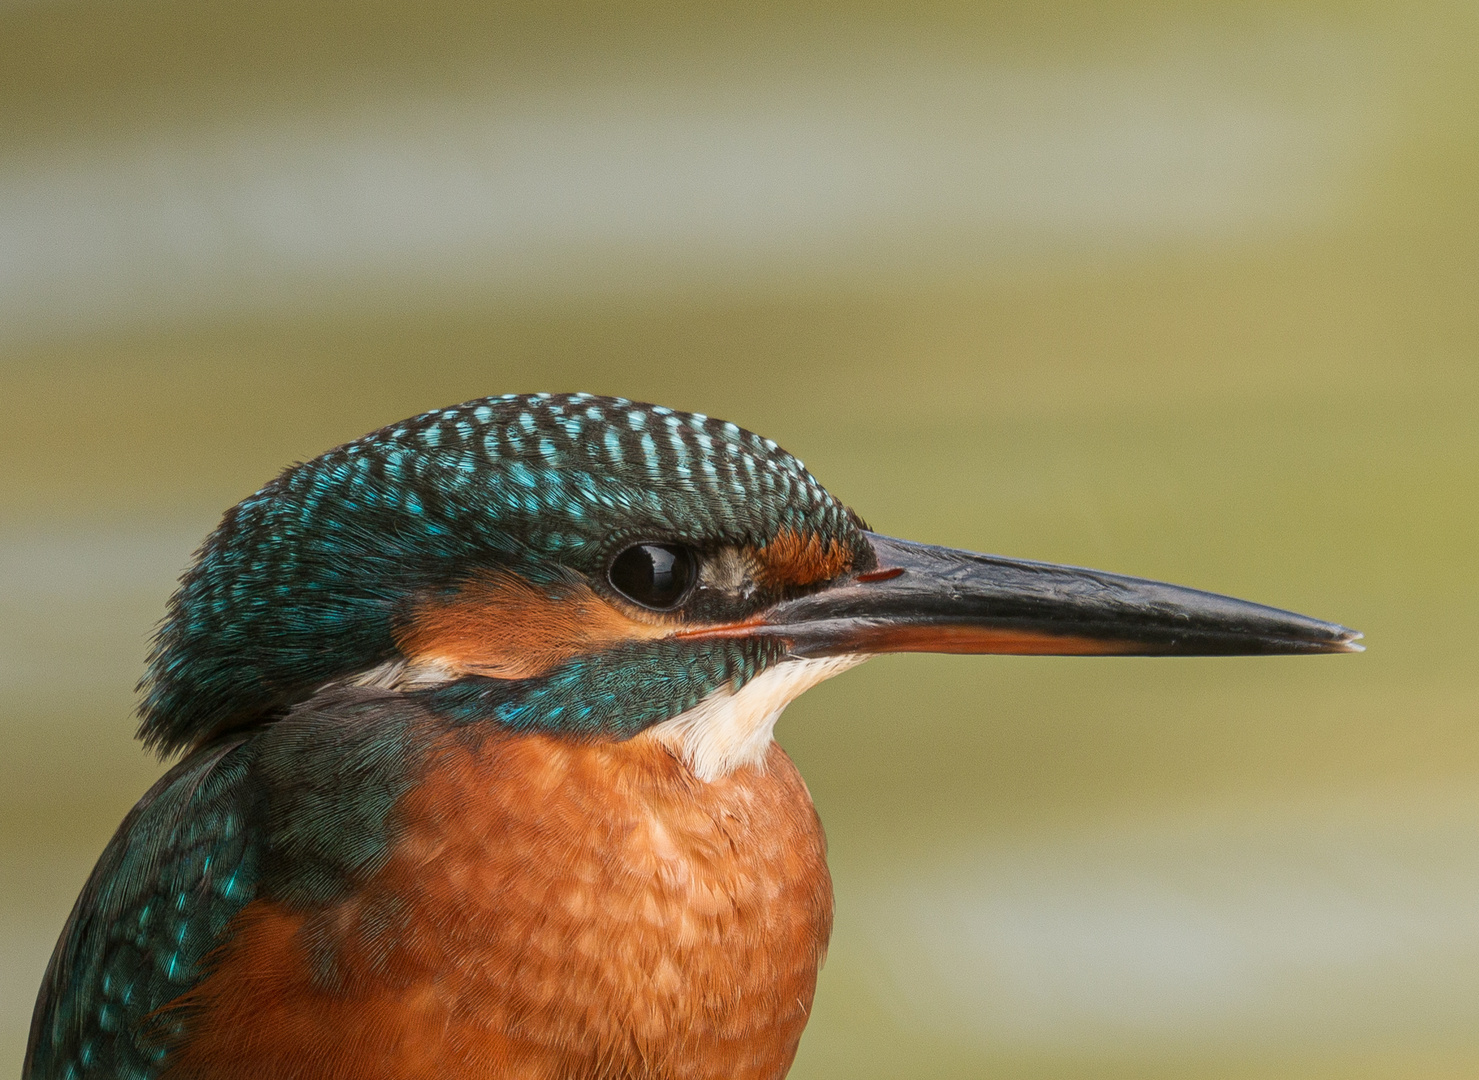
646,655,867,781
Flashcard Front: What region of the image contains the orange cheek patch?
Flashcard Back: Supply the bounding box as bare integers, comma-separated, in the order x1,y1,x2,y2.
396,571,671,680
755,529,854,589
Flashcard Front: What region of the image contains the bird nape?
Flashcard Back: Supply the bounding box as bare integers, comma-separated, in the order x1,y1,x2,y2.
26,393,1360,1080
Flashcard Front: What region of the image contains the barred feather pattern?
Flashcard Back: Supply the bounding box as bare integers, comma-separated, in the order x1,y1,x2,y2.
140,394,864,756
27,690,430,1080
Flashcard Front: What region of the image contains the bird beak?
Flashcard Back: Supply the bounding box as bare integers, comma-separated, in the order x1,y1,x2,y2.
753,532,1362,658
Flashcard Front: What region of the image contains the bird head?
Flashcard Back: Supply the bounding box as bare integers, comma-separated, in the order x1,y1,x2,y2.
140,393,1359,768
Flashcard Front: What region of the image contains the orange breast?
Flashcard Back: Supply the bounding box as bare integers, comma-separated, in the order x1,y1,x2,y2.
166,732,833,1080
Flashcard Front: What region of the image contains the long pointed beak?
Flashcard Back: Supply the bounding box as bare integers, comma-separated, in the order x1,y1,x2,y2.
752,532,1362,658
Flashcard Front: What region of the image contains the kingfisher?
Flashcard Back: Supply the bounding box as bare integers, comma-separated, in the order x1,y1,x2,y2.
27,393,1359,1080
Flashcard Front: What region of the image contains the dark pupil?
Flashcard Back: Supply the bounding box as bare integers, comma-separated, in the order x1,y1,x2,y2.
609,543,694,609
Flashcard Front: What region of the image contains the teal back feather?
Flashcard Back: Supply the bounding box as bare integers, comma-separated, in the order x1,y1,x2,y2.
26,690,430,1080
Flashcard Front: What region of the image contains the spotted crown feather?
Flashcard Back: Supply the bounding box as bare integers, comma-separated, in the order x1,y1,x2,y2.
140,393,865,756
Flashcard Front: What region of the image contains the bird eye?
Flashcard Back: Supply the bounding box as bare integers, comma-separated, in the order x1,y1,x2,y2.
608,543,697,610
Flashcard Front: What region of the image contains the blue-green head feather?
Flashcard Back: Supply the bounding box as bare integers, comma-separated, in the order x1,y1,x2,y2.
139,393,870,756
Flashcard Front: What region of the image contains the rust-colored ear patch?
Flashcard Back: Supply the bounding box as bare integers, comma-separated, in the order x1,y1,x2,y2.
754,529,854,589
396,571,669,680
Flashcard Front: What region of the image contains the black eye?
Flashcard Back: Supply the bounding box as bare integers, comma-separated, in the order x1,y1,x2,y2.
608,543,697,610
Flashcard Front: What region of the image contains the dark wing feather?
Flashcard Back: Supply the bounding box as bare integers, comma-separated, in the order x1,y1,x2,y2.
24,738,262,1080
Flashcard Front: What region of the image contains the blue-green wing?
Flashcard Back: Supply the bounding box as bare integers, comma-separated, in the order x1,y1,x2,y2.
24,738,262,1080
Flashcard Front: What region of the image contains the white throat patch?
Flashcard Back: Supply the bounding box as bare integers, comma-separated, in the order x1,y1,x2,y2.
646,655,867,781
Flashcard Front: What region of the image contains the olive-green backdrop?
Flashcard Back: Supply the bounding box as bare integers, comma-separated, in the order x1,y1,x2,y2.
2,2,1476,1076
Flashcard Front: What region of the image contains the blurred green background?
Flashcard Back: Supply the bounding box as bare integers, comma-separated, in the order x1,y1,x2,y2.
2,0,1476,1075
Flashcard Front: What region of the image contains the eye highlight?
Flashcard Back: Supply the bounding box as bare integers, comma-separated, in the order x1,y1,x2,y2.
608,543,697,610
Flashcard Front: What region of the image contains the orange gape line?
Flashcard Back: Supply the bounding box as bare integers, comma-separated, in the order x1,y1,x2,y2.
395,570,670,679
164,733,833,1080
860,624,1141,655
754,530,852,589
